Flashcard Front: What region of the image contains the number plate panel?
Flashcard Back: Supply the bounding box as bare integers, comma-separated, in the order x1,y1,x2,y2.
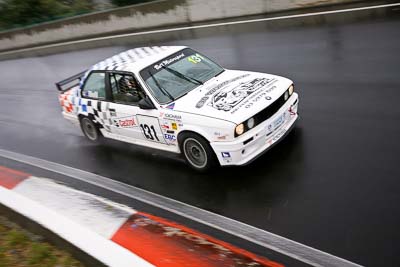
266,112,286,136
273,113,285,129
137,115,165,143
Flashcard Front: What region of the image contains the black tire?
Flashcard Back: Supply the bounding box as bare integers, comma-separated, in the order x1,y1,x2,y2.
80,117,102,142
179,132,218,172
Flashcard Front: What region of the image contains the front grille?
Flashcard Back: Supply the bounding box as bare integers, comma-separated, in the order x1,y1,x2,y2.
234,91,289,137
253,92,287,127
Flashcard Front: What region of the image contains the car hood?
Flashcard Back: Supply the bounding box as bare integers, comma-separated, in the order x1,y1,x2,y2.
169,70,293,124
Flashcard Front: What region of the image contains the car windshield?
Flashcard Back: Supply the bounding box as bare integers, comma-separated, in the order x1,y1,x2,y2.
140,48,224,104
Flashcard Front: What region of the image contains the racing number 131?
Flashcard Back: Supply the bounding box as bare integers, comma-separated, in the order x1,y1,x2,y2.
140,124,159,141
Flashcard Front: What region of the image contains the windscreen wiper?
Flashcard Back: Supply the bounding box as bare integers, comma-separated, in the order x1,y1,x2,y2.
162,66,203,85
214,69,225,77
148,70,174,101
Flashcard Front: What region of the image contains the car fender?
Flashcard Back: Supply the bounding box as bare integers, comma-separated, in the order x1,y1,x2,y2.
177,113,235,144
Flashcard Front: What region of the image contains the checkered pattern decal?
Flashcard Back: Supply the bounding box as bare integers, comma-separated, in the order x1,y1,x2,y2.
59,88,79,114
92,46,168,71
59,89,115,132
89,100,114,132
80,46,172,88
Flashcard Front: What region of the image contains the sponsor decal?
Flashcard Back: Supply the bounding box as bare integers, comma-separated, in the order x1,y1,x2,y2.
187,53,204,64
154,53,185,70
117,118,136,128
195,74,250,108
164,134,176,141
165,102,175,110
196,97,209,109
171,122,178,130
217,135,227,140
81,104,87,112
214,132,228,140
209,78,276,113
166,130,175,134
221,152,231,158
164,113,182,121
221,152,232,163
229,84,277,114
161,124,170,129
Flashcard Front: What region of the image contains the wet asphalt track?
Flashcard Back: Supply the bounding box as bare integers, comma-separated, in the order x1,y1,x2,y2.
0,12,400,267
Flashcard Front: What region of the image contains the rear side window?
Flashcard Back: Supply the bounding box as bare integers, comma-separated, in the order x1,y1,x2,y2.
82,72,106,100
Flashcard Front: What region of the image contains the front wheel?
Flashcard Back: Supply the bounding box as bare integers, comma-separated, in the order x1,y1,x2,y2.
179,132,218,172
80,117,102,142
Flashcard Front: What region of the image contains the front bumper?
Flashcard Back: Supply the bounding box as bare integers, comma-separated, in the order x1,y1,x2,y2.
211,93,299,166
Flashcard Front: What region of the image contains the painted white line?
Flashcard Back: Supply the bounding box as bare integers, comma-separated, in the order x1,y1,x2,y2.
0,2,399,56
0,148,363,267
0,185,154,267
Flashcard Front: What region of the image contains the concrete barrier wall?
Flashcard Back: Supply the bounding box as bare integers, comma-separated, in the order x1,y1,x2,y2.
0,0,362,52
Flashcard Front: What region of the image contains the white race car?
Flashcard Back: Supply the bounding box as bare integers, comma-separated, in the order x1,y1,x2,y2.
57,46,299,171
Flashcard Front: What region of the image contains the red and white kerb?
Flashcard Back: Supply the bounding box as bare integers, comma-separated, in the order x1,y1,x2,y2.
0,166,284,267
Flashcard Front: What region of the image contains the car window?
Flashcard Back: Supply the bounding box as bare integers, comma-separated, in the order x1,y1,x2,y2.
109,73,144,105
82,72,106,100
140,48,224,104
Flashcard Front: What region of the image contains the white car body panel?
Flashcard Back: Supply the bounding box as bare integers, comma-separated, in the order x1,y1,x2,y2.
172,70,292,124
211,93,298,165
58,46,299,166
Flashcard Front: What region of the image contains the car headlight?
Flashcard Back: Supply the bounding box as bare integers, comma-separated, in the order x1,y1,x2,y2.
288,84,294,95
284,91,289,101
247,117,255,129
235,123,244,136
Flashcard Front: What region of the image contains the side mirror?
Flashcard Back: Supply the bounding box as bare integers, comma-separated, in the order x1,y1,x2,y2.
138,97,156,110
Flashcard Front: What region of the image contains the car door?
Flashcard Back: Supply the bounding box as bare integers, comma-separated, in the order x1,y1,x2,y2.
107,71,166,144
81,71,115,132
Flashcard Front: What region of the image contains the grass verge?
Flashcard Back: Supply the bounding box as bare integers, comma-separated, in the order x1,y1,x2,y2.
0,215,85,267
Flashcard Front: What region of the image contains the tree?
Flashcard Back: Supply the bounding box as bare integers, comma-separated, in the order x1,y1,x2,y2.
0,0,93,30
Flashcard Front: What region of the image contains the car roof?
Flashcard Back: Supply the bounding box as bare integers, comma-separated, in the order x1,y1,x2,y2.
90,46,187,73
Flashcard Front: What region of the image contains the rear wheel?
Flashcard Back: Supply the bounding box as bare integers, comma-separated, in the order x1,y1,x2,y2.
80,117,101,142
179,132,218,172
